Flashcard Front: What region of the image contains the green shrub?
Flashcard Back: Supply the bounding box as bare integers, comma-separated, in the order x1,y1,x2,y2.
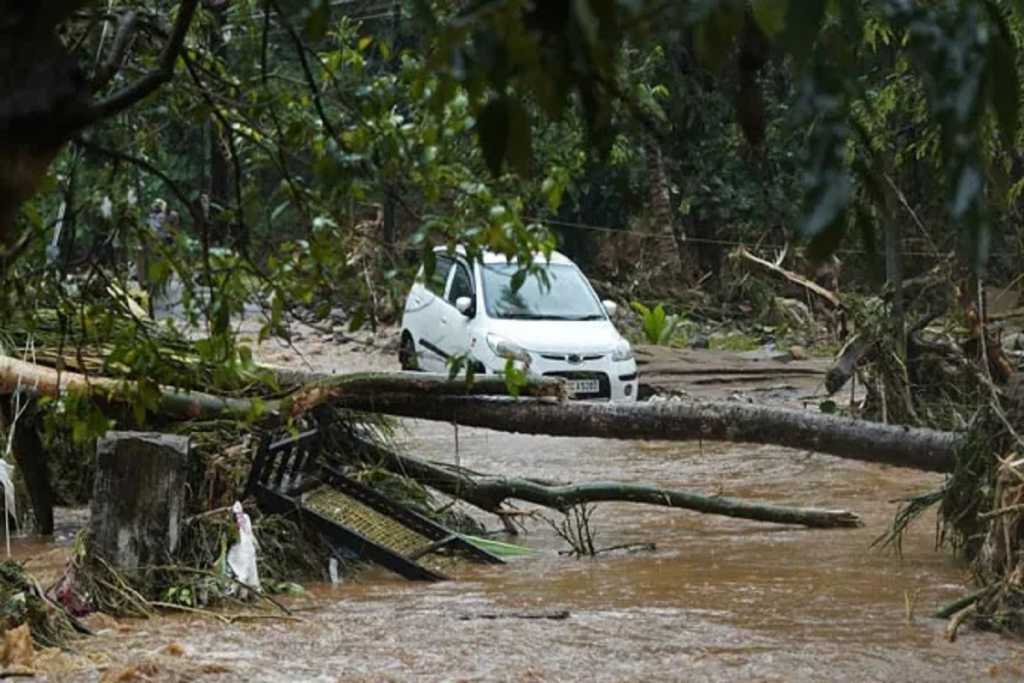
631,302,685,346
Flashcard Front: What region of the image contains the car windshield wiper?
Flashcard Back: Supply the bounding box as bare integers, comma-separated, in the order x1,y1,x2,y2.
499,313,604,320
562,314,606,320
499,313,566,320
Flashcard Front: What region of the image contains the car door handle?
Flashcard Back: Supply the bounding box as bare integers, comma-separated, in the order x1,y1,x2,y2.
440,316,448,324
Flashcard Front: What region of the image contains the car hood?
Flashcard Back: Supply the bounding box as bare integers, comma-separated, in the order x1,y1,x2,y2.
484,319,624,354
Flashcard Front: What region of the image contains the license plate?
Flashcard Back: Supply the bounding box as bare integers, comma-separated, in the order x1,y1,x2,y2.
567,379,600,395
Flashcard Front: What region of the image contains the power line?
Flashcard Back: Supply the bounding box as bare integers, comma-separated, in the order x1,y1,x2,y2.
347,200,948,259
523,215,948,259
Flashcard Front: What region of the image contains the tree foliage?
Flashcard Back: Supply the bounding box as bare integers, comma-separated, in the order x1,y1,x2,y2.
1,0,1024,430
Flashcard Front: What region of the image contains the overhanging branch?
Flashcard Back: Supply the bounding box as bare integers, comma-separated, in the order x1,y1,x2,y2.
91,11,140,91
74,0,200,129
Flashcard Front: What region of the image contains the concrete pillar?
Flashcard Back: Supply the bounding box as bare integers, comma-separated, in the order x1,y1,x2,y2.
90,431,189,571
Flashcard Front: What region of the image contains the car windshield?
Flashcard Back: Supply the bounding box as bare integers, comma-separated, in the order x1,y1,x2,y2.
481,263,606,320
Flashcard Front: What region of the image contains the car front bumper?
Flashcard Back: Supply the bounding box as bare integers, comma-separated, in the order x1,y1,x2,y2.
478,350,639,402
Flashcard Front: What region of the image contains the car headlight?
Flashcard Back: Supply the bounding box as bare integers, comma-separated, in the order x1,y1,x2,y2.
611,339,633,362
486,333,531,364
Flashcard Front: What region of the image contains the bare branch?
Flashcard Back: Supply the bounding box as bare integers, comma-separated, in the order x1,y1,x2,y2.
75,0,200,128
91,11,140,91
271,0,340,140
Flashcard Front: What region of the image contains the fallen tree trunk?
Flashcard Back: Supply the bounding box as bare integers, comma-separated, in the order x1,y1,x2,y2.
0,355,257,421
341,396,961,473
2,354,962,473
348,440,862,528
0,356,563,422
283,372,565,416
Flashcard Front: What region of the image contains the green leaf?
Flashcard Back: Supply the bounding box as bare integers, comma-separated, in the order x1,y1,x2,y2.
510,268,527,292
751,0,787,38
502,359,527,397
477,96,510,176
447,354,467,381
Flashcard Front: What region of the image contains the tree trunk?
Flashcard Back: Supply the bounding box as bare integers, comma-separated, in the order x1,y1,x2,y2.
346,440,861,528
885,207,906,361
89,431,189,571
645,138,696,283
0,356,563,422
343,395,960,473
1,355,963,473
0,354,258,421
207,6,231,244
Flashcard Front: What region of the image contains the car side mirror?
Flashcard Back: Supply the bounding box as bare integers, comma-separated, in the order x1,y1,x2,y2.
602,300,618,317
455,296,474,316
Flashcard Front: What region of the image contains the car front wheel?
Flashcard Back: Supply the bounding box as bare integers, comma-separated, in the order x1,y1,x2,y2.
399,334,419,371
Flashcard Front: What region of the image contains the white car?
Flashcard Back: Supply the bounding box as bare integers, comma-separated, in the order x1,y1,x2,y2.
399,247,639,401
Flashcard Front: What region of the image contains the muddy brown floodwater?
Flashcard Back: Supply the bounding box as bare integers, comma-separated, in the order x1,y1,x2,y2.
24,419,1024,681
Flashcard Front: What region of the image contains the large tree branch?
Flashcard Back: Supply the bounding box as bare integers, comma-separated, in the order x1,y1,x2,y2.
0,354,964,474
340,395,962,473
344,439,862,528
90,11,139,91
74,0,200,129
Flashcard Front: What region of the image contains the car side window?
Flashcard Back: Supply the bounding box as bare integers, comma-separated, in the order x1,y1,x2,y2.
447,263,473,305
425,256,454,296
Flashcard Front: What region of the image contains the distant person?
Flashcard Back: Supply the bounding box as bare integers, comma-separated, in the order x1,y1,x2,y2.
137,199,169,316
136,199,165,286
165,210,181,245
